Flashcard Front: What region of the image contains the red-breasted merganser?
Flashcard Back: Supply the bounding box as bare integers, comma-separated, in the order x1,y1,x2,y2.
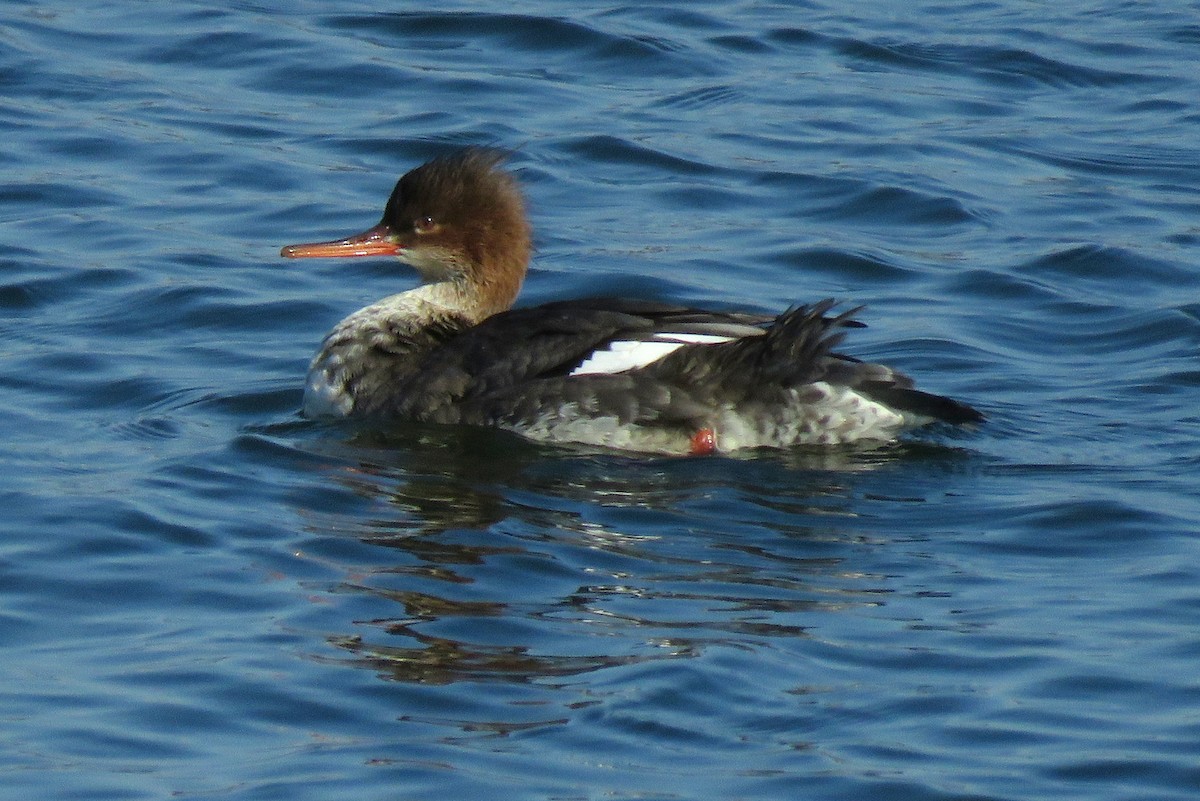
281,148,982,454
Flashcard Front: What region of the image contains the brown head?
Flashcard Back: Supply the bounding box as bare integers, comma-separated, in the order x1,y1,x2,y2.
281,148,532,317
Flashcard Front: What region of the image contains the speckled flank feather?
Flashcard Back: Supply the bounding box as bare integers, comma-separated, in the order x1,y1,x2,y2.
284,149,982,454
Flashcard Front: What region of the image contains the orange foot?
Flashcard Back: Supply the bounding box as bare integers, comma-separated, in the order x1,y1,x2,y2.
689,428,717,456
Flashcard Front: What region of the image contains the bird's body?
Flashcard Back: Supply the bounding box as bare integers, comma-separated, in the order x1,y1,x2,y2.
282,149,981,454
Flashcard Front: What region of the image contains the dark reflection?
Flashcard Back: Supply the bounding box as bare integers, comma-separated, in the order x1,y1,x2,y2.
326,628,696,686
288,419,973,687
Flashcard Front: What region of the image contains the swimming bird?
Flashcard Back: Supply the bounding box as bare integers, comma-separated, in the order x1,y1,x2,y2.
281,148,981,454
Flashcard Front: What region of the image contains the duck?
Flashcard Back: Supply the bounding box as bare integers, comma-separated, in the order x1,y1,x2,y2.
281,148,981,454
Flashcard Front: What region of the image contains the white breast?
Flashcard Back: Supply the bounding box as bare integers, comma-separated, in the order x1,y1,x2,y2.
303,351,355,417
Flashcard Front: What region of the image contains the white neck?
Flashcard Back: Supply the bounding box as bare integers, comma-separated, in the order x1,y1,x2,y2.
340,281,471,332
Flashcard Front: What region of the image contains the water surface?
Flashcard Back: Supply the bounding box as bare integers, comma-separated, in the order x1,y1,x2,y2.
2,2,1200,799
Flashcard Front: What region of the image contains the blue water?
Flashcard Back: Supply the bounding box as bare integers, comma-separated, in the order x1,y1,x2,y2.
3,2,1200,799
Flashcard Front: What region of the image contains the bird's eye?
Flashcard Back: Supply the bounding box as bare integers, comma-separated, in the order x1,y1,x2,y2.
414,216,437,234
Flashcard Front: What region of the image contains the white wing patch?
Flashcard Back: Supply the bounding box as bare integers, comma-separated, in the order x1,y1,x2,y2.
569,332,735,377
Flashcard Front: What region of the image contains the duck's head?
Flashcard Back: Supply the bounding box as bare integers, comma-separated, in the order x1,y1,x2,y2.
282,148,532,317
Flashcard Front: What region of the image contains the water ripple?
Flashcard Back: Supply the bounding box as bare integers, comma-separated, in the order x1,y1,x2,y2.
3,1,1200,799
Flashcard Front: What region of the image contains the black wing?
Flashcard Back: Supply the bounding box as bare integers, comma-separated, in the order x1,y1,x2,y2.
387,298,767,423
647,299,983,424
